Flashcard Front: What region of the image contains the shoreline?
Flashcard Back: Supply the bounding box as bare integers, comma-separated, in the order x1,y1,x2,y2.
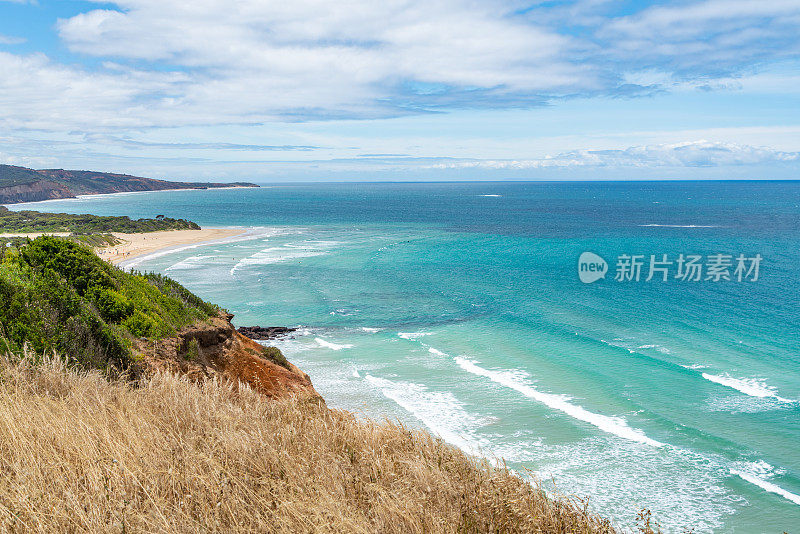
97,228,247,265
0,228,247,265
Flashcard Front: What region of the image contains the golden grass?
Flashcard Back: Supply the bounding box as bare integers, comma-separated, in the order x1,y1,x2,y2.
0,353,636,533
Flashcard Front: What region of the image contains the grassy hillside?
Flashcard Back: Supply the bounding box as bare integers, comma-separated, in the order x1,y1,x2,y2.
0,236,218,371
0,164,42,187
0,165,42,188
0,205,200,233
0,355,636,533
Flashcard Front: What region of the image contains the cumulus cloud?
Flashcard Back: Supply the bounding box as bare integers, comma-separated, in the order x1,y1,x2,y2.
0,0,795,132
599,0,800,77
428,141,800,170
50,0,590,124
57,1,584,90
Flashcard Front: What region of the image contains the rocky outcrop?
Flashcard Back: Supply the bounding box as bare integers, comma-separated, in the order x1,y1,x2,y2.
236,325,297,340
134,313,321,402
0,180,74,204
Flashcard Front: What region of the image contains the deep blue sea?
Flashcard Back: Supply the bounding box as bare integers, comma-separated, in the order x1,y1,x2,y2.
10,181,800,532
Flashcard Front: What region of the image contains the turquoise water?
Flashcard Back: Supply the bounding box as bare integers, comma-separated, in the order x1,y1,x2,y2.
10,182,800,532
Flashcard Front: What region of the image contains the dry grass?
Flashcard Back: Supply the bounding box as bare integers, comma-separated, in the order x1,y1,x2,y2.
0,353,632,533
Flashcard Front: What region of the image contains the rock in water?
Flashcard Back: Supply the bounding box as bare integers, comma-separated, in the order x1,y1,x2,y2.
237,325,297,340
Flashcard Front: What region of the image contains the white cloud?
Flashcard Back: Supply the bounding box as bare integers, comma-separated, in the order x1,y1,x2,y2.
0,0,795,133
1,0,799,180
601,0,800,74
428,141,800,170
53,0,589,118
0,52,191,130
0,34,26,45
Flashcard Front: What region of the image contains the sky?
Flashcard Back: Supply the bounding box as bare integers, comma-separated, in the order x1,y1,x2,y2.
0,0,799,182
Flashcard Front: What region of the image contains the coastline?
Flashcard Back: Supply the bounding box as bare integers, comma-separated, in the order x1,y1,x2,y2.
2,184,257,208
1,227,247,265
97,228,246,265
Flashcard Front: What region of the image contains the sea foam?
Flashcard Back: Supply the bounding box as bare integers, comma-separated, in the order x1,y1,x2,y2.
121,227,289,269
165,254,215,271
315,338,354,350
454,357,663,447
364,374,486,456
701,373,794,403
731,470,800,506
397,332,432,340
229,239,340,275
230,247,324,275
639,224,721,228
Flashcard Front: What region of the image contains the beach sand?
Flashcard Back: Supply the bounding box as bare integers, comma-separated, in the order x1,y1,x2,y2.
1,228,245,265
97,228,245,265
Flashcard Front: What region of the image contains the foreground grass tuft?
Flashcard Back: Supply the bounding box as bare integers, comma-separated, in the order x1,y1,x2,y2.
0,354,636,533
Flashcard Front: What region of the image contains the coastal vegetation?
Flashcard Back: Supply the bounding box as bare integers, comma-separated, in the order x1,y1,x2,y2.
0,236,218,371
0,205,200,234
0,164,42,187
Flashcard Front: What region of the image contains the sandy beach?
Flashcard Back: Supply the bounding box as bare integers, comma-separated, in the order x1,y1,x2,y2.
1,228,246,264
96,228,245,265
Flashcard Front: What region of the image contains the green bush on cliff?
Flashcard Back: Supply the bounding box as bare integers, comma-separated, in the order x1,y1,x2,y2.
0,236,219,371
261,346,290,370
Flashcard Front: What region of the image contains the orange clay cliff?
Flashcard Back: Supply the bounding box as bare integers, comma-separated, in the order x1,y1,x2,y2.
134,312,322,402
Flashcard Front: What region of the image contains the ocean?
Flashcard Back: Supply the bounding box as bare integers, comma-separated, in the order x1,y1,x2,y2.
10,181,800,532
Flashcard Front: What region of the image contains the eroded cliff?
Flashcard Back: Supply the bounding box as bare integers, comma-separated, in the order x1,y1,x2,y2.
134,312,321,402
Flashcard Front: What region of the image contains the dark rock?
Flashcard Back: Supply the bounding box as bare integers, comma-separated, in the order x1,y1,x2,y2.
237,325,297,340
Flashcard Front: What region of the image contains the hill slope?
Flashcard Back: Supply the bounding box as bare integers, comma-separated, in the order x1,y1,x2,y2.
0,237,317,402
0,164,258,204
0,356,625,533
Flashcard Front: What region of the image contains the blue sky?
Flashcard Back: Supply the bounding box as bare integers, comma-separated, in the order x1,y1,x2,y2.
1,0,799,181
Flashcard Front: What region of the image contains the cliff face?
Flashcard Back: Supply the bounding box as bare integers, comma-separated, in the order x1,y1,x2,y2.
0,180,74,204
134,312,321,402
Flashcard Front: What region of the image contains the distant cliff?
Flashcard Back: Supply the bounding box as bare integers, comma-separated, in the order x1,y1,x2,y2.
0,164,258,204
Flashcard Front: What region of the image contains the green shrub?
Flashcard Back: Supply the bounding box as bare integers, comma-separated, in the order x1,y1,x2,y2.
261,346,290,370
185,338,201,361
121,311,156,339
0,237,222,373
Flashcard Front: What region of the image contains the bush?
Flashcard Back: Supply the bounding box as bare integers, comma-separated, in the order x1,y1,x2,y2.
0,237,222,372
185,338,201,361
87,287,134,323
122,311,157,339
0,207,200,234
261,346,290,370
